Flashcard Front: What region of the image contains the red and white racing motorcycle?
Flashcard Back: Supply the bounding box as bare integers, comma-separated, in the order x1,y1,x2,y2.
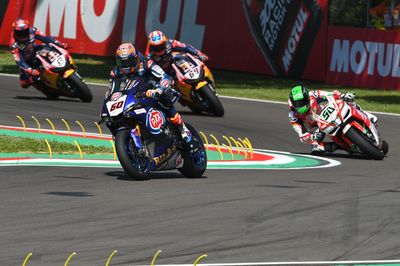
313,95,388,160
33,43,92,102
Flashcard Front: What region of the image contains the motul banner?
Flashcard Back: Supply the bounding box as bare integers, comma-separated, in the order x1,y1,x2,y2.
327,26,400,90
242,0,327,79
0,0,328,81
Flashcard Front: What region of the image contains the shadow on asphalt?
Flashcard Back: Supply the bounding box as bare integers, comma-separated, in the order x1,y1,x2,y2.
43,191,94,197
177,110,218,117
296,151,376,160
105,170,208,181
14,95,81,103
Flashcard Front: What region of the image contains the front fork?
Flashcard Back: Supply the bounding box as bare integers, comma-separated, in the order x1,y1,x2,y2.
130,125,143,150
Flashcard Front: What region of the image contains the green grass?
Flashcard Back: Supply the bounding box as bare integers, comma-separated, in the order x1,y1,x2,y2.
0,135,113,154
1,46,400,113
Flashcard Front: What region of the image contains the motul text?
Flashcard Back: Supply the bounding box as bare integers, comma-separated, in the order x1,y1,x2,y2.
281,6,309,72
330,39,400,78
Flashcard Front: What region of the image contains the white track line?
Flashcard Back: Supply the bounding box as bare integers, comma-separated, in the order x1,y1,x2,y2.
1,73,399,117
135,260,400,266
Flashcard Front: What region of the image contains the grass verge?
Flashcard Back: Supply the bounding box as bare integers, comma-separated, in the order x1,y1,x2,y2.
1,46,399,114
0,135,113,154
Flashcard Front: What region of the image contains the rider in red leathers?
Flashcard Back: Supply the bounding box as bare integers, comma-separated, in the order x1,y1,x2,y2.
9,18,69,89
145,30,208,74
288,85,378,154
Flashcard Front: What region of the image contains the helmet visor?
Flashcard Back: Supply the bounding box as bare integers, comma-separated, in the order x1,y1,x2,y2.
117,55,138,69
295,104,310,114
151,43,166,53
292,96,309,114
15,28,29,41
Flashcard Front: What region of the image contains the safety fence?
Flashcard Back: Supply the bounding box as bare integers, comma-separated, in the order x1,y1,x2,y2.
6,115,255,161
20,249,207,266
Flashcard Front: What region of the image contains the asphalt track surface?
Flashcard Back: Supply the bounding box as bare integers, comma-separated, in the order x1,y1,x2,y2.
0,74,399,266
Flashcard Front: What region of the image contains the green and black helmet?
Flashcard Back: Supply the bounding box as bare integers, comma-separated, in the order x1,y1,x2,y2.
289,85,310,114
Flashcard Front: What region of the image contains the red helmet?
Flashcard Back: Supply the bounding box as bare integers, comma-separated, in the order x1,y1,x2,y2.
148,31,168,55
116,43,139,73
12,18,30,42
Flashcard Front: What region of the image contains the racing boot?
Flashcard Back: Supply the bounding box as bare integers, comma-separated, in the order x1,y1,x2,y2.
170,113,192,143
20,77,33,89
310,141,325,155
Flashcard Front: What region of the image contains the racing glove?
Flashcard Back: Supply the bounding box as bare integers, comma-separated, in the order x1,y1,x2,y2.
341,91,355,102
199,53,208,61
56,41,70,49
311,131,325,142
299,132,311,143
146,88,163,98
60,42,70,49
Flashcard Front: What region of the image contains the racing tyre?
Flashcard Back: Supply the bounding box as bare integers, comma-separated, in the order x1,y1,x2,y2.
199,84,224,117
115,129,151,180
345,127,384,160
68,72,93,102
381,139,389,155
178,123,207,178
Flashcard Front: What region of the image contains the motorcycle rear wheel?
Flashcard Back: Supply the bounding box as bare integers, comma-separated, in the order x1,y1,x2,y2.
115,129,151,180
67,72,93,102
345,127,384,160
178,123,207,178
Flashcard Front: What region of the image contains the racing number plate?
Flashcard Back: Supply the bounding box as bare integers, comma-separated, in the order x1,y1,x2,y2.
321,103,337,121
184,66,201,80
106,95,127,116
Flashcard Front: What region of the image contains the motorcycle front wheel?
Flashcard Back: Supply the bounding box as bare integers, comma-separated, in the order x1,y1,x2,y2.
345,127,384,160
178,123,207,178
67,72,93,103
198,84,224,117
115,128,151,180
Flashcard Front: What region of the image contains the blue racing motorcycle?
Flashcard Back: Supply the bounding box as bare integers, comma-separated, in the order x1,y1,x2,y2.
99,77,207,180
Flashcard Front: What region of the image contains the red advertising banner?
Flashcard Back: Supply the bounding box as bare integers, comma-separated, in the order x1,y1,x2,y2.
0,0,328,81
327,26,400,90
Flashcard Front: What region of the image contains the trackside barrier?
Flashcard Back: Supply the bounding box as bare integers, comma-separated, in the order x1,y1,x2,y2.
245,137,254,159
31,116,41,132
109,140,117,160
194,254,208,266
199,131,209,146
222,136,232,151
64,252,76,266
210,144,223,160
61,118,71,135
22,252,32,266
44,139,52,159
45,118,56,134
151,250,162,266
19,250,208,266
74,140,83,159
222,144,234,160
10,117,254,160
16,115,26,131
94,121,103,136
236,141,247,159
199,132,254,160
105,250,118,266
75,120,86,137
